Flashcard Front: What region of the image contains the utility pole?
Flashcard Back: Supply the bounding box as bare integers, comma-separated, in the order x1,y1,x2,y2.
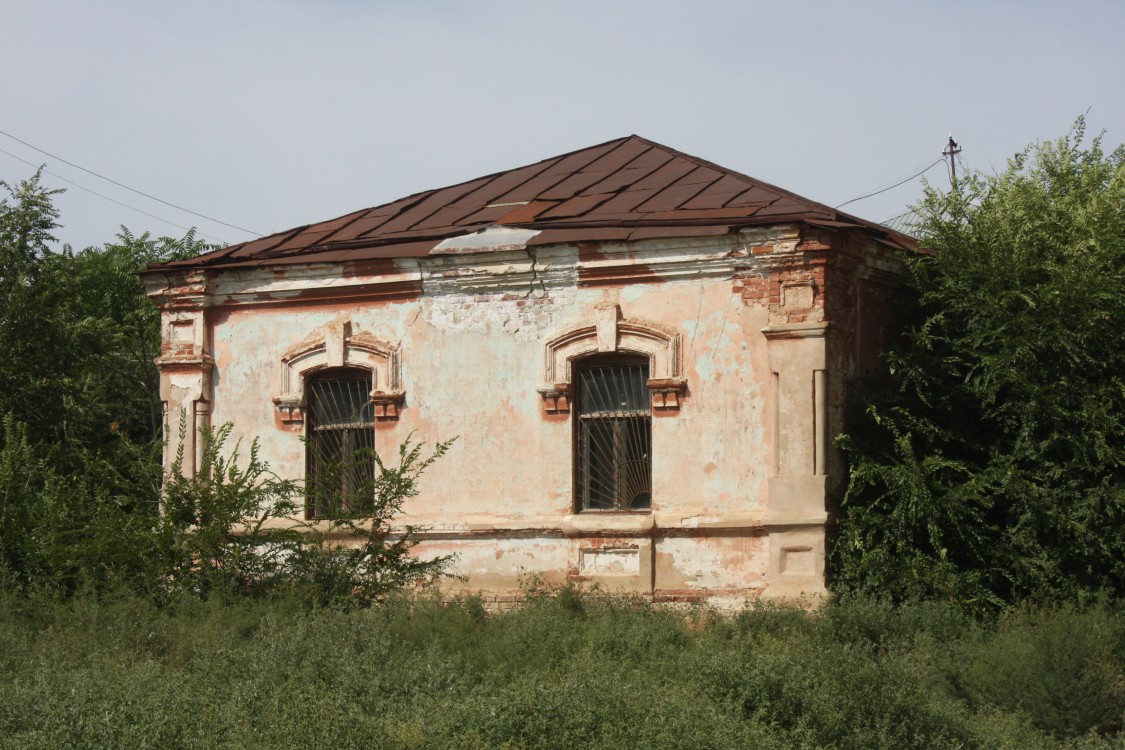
942,134,962,186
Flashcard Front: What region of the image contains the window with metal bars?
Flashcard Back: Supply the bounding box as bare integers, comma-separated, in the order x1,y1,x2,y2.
305,369,376,519
575,358,652,511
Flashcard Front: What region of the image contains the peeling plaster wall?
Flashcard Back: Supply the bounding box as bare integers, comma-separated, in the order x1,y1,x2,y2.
145,227,903,605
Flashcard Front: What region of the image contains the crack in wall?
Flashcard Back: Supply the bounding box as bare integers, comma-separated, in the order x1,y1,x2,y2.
523,248,547,299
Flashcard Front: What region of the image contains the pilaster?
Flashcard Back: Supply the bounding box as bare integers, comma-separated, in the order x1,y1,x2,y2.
147,269,215,477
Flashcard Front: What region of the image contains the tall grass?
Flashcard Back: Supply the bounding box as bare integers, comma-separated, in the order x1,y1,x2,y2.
0,588,1121,749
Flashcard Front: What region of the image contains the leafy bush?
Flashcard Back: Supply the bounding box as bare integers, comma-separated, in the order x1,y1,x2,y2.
287,434,457,607
156,422,455,605
951,605,1125,738
835,118,1125,606
1,408,454,605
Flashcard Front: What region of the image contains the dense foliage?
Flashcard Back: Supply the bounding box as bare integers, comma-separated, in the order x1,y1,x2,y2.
0,172,451,602
835,119,1125,606
0,171,202,449
0,171,205,591
0,589,1121,748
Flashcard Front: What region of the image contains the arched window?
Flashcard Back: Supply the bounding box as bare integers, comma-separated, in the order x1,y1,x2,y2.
305,368,375,519
574,356,652,511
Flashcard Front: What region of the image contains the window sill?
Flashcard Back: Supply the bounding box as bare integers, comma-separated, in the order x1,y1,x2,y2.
561,513,655,537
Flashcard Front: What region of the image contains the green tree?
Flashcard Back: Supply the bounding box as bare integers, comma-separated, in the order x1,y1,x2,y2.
0,171,206,451
0,170,69,446
834,119,1125,606
0,173,206,590
0,175,454,602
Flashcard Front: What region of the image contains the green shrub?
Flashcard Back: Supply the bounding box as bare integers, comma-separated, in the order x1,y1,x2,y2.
951,605,1125,738
3,591,1125,749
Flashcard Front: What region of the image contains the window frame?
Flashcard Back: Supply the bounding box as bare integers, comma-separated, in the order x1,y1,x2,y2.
304,367,376,520
572,354,653,513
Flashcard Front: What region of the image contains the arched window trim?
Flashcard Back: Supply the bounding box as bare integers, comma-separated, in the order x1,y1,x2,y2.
539,303,687,414
273,319,404,423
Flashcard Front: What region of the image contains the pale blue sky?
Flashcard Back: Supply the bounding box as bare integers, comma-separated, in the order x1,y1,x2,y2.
3,0,1123,249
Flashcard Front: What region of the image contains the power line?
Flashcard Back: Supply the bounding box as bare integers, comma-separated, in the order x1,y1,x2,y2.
860,157,947,194
0,128,262,236
955,152,969,176
835,158,944,209
0,147,229,245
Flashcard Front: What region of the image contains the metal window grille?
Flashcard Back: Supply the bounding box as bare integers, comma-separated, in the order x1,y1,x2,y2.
576,360,652,511
305,370,375,519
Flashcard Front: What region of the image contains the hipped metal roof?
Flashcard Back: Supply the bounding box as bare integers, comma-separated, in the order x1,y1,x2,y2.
155,135,916,270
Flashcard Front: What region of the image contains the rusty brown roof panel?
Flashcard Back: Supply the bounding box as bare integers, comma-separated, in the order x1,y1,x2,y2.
302,207,370,234
676,166,724,186
409,177,493,210
453,204,521,226
407,204,486,231
327,239,438,260
495,200,558,224
723,185,785,207
614,145,672,172
538,142,619,176
266,229,337,254
448,165,551,208
623,158,698,192
536,193,616,220
680,190,756,211
646,206,763,222
487,169,570,205
634,182,711,213
488,142,619,204
679,178,759,210
225,231,299,258
525,227,634,246
220,240,440,268
149,134,915,270
580,165,663,197
579,148,672,195
573,138,652,176
627,226,730,241
588,187,664,215
753,199,832,219
538,170,615,201
331,212,401,240
362,186,478,236
488,143,639,205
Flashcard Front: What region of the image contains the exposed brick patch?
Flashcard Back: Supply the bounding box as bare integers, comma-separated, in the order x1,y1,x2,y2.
733,274,770,305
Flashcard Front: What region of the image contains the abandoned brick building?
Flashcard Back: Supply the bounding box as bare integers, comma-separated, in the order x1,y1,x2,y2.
142,136,913,605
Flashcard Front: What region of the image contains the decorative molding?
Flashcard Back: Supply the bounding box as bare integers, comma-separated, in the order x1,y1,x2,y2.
371,390,406,420
647,377,688,411
541,304,686,413
760,321,831,340
536,383,572,414
273,319,403,424
155,353,215,371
